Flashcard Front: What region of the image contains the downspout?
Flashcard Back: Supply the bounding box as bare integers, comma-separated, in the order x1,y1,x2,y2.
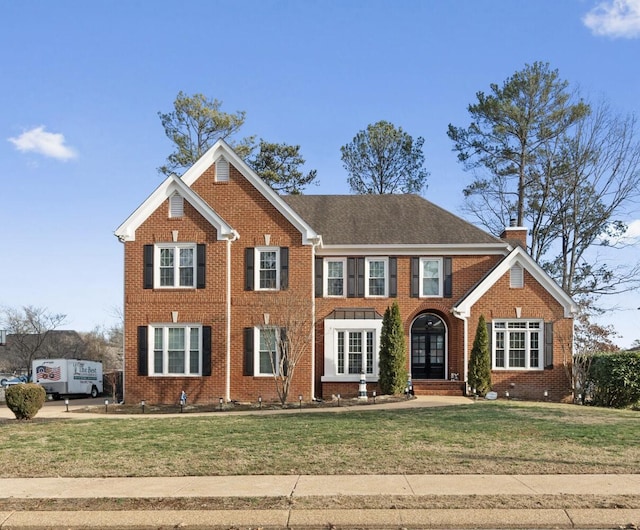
116,235,126,404
452,308,469,396
310,236,322,400
225,231,239,402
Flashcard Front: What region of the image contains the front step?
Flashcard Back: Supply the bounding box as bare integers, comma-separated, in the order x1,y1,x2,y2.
411,380,466,396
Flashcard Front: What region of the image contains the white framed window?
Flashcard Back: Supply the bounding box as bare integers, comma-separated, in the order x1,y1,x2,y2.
324,258,346,297
255,247,280,290
336,330,375,375
365,257,388,297
323,318,383,381
155,243,197,288
420,258,443,297
255,327,281,376
151,324,201,376
169,192,184,218
492,320,542,370
510,263,524,288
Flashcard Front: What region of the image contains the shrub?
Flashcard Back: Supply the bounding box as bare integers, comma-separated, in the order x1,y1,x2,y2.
468,314,492,396
5,383,46,420
587,351,640,408
378,302,408,395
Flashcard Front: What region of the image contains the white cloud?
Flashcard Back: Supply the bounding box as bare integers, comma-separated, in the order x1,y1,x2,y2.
624,219,640,240
8,126,77,161
583,0,640,38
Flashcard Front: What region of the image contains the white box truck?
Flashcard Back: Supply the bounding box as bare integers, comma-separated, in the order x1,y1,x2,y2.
32,359,103,399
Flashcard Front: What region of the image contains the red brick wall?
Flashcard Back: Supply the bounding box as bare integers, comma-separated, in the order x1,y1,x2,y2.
123,162,314,405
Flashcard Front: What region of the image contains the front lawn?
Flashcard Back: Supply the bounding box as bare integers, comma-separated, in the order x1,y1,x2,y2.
1,401,637,477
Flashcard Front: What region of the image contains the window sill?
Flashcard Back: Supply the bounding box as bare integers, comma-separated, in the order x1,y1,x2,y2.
321,375,378,382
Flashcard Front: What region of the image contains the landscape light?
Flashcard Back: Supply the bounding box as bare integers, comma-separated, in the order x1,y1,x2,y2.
258,395,262,410
64,398,69,413
141,400,146,414
104,399,109,413
219,397,224,411
299,395,303,410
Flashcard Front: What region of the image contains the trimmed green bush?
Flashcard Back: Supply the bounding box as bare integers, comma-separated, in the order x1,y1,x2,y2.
378,302,408,395
5,383,46,420
469,314,492,396
587,351,640,408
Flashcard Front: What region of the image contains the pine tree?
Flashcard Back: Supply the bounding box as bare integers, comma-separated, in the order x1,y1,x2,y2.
468,315,492,396
378,302,408,395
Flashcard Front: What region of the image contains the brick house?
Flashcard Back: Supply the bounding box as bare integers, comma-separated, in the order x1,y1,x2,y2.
115,140,576,405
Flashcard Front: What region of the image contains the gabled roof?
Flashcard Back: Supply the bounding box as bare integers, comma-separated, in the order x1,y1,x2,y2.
453,246,577,318
115,174,237,242
181,140,319,245
282,194,505,248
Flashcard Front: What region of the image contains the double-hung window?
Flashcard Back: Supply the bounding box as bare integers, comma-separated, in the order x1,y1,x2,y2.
151,325,201,376
156,244,196,288
420,258,442,297
325,258,346,297
256,327,280,376
493,320,542,370
365,258,387,297
256,247,280,290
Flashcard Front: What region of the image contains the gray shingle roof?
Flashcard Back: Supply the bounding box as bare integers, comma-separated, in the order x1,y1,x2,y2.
282,194,503,246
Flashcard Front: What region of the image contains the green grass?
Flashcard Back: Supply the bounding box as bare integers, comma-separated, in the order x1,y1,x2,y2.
1,401,637,477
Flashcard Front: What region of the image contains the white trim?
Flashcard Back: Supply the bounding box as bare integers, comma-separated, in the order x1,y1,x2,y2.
254,327,281,377
409,312,449,380
365,257,388,298
115,174,236,242
510,263,524,288
315,244,508,256
148,323,202,377
491,319,544,371
323,257,347,298
322,318,383,382
154,243,197,289
181,139,318,245
215,156,229,182
419,257,443,298
255,246,281,291
169,192,184,218
453,246,576,318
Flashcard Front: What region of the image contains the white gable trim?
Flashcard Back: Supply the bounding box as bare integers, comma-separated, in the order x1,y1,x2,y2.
181,139,319,245
114,174,237,242
452,246,576,318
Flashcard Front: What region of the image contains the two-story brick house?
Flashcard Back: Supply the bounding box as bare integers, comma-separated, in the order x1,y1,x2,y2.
115,140,576,405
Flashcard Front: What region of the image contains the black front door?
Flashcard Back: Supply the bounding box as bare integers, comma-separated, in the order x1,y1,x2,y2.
411,314,446,379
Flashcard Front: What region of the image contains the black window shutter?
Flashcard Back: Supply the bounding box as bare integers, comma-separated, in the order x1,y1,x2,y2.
544,322,554,368
486,322,493,363
245,248,254,291
280,327,288,377
410,257,420,298
280,247,289,290
243,327,254,376
138,326,148,376
389,257,397,297
315,257,323,297
356,257,365,297
443,257,453,298
347,257,356,298
202,326,212,376
197,244,206,289
143,245,154,289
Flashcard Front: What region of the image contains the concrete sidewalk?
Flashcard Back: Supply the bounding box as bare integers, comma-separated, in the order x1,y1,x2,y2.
1,474,639,529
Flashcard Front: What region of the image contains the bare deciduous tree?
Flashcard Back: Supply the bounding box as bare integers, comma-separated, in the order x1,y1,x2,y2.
255,294,313,407
0,306,67,373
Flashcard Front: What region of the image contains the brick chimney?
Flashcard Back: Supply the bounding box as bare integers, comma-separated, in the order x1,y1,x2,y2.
500,219,528,250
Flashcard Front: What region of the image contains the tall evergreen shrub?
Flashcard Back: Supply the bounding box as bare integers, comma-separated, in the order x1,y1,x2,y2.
378,302,408,395
468,314,492,396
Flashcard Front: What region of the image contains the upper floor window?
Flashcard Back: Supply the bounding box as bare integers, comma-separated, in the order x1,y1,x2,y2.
420,258,442,297
151,324,201,376
257,247,279,290
245,247,289,291
156,244,196,288
365,258,387,297
493,320,542,370
325,258,346,297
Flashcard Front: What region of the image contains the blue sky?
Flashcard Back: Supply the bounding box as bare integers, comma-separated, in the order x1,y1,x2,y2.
2,0,639,346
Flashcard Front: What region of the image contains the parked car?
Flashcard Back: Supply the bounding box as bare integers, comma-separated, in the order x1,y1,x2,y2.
1,375,29,387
